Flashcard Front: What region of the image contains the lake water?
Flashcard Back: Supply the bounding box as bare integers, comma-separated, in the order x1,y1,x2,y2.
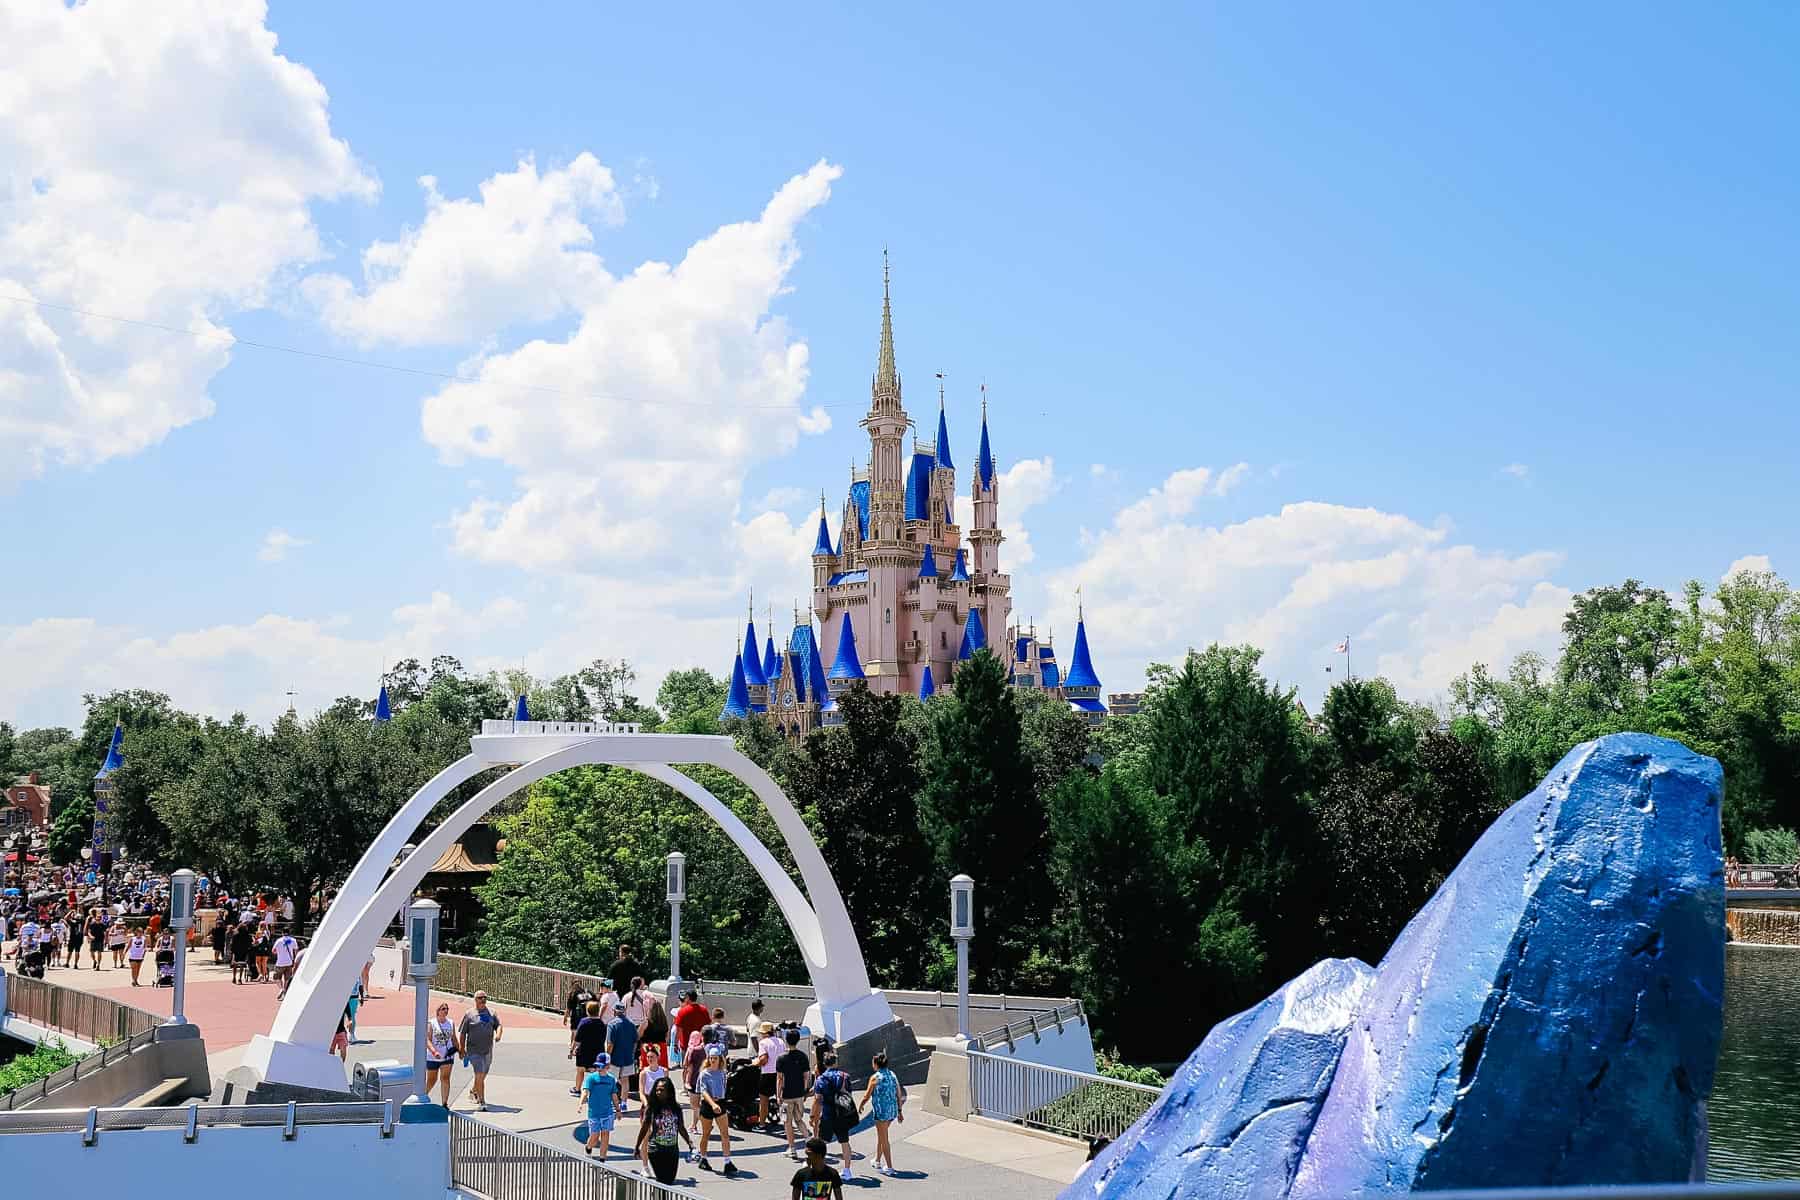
1709,943,1800,1181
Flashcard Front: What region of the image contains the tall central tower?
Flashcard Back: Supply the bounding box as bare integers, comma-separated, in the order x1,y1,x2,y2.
860,253,910,678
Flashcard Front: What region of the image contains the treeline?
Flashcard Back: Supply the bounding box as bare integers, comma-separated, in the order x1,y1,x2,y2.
6,570,1796,1063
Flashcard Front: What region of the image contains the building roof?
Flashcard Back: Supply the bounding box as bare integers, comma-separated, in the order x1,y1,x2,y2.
849,479,871,541
374,684,392,723
721,652,750,719
826,568,869,586
742,616,767,688
919,664,936,700
1014,636,1032,663
788,622,820,704
1065,617,1102,689
1042,661,1061,689
905,448,935,520
828,611,866,680
918,543,939,579
1069,696,1108,713
95,723,124,780
950,548,971,582
958,607,987,661
976,409,995,489
812,507,834,556
513,693,531,722
935,402,954,470
762,635,782,685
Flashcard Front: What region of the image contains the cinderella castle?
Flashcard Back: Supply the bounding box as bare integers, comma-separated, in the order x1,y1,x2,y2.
722,261,1106,738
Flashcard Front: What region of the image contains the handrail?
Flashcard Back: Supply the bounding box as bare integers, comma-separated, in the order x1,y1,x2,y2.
969,1000,1089,1051
0,1025,159,1112
967,1048,1159,1143
450,1110,703,1199
1728,864,1800,888
0,1100,396,1138
2,971,162,1044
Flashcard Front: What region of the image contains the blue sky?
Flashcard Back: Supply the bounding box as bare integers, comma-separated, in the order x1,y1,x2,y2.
2,1,1795,728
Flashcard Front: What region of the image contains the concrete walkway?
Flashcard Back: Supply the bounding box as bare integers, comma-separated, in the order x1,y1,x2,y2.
22,949,1087,1198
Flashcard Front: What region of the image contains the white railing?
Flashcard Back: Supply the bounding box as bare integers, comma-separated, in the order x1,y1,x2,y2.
450,1111,702,1200
969,1000,1089,1051
0,1100,396,1141
968,1049,1159,1143
0,1026,159,1112
479,720,644,736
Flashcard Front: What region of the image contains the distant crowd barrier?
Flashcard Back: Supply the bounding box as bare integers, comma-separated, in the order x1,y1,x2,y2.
3,972,161,1045
0,1100,396,1140
450,1111,700,1200
1729,864,1800,889
967,1049,1159,1143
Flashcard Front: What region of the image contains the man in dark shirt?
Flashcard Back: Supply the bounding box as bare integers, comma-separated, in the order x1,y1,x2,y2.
566,983,596,1030
569,1000,608,1095
791,1138,843,1199
775,1029,815,1159
606,1003,641,1116
607,944,644,997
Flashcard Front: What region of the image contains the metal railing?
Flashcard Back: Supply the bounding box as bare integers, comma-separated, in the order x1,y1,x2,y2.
968,1049,1160,1143
1729,864,1800,889
969,1000,1089,1051
450,1111,703,1200
3,972,162,1044
0,1025,158,1111
0,1100,395,1140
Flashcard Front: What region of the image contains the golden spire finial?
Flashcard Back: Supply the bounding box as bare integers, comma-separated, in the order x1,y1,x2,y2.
1076,584,1083,622
936,371,946,408
748,589,754,623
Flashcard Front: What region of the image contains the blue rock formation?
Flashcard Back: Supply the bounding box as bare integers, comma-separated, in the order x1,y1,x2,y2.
1063,734,1725,1199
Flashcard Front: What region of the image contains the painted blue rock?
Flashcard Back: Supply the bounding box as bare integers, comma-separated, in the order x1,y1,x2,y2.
1064,958,1375,1200
1067,734,1724,1199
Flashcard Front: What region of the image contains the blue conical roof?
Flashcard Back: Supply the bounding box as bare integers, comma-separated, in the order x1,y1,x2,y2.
827,612,865,680
763,634,782,685
935,403,954,470
812,508,834,556
958,607,986,661
374,684,392,723
905,449,935,520
976,410,995,489
721,652,750,719
1065,617,1102,689
95,722,125,779
513,693,531,721
918,544,938,579
950,548,971,582
742,616,767,687
919,665,936,700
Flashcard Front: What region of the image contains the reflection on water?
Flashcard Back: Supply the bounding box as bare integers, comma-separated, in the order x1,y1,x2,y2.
1709,943,1800,1181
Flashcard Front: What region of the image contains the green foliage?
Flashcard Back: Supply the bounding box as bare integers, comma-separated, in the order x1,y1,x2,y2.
0,1040,81,1096
1743,827,1800,865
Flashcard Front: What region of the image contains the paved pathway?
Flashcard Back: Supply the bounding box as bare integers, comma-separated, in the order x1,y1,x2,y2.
23,948,1086,1198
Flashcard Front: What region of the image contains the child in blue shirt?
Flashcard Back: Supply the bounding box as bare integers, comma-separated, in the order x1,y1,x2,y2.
582,1054,619,1158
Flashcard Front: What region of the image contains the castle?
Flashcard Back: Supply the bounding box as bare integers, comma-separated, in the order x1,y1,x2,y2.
721,263,1106,738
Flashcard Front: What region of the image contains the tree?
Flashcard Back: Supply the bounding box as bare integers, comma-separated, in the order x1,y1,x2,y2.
657,669,727,725
1743,828,1800,865
788,684,934,986
917,649,1051,991
1557,580,1684,719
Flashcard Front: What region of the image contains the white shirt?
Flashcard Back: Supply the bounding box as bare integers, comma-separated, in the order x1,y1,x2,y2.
281,897,294,921
759,1034,784,1074
273,935,298,967
18,921,39,949
624,988,652,1029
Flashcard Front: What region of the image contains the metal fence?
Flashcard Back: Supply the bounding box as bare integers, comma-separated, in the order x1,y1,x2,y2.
969,1000,1089,1052
0,1025,158,1111
3,972,162,1044
1730,864,1800,889
450,1111,703,1200
968,1049,1160,1143
0,1100,395,1141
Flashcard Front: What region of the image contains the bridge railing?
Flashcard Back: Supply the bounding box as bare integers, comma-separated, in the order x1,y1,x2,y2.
969,1000,1089,1052
1729,864,1800,889
0,1100,395,1140
0,1026,158,1112
967,1049,1160,1143
450,1111,701,1200
3,972,162,1045
477,720,643,737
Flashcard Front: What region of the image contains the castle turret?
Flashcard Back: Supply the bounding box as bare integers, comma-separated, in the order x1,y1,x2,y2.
742,602,769,711
919,664,936,700
513,693,531,722
811,492,835,590
721,651,751,720
957,605,987,663
374,684,392,723
1063,603,1107,727
970,396,1001,574
823,611,864,727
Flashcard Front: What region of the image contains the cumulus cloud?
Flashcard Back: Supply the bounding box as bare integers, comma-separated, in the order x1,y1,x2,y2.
305,154,623,345
256,529,311,563
1723,554,1774,582
956,457,1058,567
1028,466,1568,703
0,0,372,478
1501,463,1532,482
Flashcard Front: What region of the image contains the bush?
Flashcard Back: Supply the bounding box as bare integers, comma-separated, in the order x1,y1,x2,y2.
0,1039,81,1096
1743,827,1800,864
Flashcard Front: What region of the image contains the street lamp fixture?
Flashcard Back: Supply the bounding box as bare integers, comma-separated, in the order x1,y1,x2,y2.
950,874,975,1040
666,851,687,1001
404,898,441,1105
169,869,196,1025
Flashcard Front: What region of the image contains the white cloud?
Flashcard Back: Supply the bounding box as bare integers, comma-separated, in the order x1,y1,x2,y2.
1089,463,1115,481
256,529,311,563
0,0,372,478
956,457,1058,568
1501,463,1532,482
1030,466,1568,704
304,154,622,345
751,486,810,514
1723,554,1773,582
1212,461,1251,496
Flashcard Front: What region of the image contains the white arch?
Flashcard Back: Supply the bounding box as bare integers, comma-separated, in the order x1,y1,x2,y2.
244,728,891,1093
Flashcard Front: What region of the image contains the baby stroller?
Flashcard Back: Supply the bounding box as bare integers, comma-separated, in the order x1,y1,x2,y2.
723,1061,764,1132
20,945,46,979
154,945,175,987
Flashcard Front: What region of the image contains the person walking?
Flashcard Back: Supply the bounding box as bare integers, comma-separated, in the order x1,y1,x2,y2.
85,909,106,970
754,1020,784,1128
775,1028,814,1160
857,1052,906,1176
229,921,252,984
810,1052,857,1181
569,1000,608,1097
107,917,127,967
126,930,148,986
791,1136,845,1200
641,993,670,1072
271,929,299,997
580,1053,618,1158
331,1013,350,1062
606,944,643,998
605,1002,640,1115
694,1045,737,1176
457,992,503,1112
564,981,596,1032
671,988,709,1086
634,1076,693,1185
425,1002,459,1106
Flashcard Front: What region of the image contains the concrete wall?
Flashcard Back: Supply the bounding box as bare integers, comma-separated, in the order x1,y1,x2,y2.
1728,908,1800,946
4,1118,444,1198
13,1028,211,1110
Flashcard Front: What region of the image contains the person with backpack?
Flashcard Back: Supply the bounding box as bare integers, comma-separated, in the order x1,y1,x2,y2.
810,1051,858,1181
857,1051,907,1176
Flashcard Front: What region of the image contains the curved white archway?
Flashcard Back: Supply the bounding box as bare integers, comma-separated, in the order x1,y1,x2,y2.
244,725,891,1093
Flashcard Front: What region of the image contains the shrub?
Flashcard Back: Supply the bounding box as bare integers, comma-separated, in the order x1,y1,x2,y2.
1743,827,1800,865
0,1039,81,1096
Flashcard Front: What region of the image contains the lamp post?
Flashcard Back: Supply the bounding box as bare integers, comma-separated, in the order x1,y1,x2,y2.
666,852,686,999
404,898,440,1104
950,874,975,1041
169,870,196,1025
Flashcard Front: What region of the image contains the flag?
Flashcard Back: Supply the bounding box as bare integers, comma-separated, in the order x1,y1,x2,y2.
1334,637,1350,654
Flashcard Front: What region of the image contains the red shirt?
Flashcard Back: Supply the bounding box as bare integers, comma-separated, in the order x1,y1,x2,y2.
672,1002,710,1051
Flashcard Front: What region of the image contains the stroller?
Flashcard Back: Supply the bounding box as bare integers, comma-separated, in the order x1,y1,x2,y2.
723,1061,764,1131
20,945,46,979
154,945,175,987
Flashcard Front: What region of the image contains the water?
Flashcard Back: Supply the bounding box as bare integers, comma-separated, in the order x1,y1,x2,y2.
1709,943,1800,1180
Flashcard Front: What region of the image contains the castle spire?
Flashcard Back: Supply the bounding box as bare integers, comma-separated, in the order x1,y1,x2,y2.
874,248,899,400
812,491,834,556
934,374,955,470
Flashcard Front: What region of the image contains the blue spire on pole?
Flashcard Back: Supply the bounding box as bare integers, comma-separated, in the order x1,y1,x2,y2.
935,401,954,470
763,634,782,685
1065,616,1102,689
958,607,987,661
513,693,531,722
721,652,750,719
95,722,125,779
950,548,971,582
828,612,865,680
812,493,834,556
742,613,768,688
374,684,392,723
919,664,936,700
918,543,939,579
976,408,995,489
